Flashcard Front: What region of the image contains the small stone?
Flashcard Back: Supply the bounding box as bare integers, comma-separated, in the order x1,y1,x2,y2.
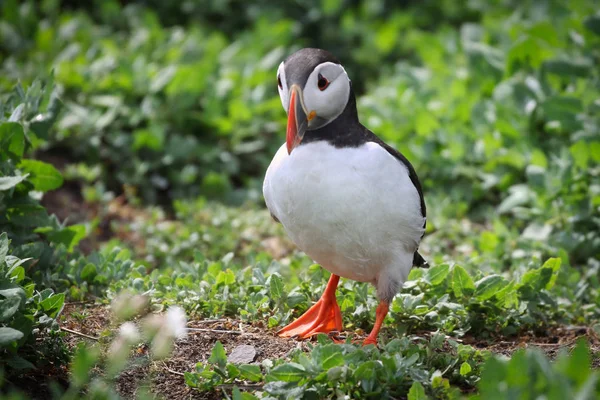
227,345,257,364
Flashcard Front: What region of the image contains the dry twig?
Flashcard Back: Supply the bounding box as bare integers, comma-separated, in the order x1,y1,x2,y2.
187,319,228,325
187,328,243,335
60,326,99,341
163,365,185,377
218,383,263,390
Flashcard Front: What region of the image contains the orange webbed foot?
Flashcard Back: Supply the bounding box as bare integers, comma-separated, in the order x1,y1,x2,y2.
278,275,342,339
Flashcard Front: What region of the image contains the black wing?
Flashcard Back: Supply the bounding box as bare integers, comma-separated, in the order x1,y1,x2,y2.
366,131,428,268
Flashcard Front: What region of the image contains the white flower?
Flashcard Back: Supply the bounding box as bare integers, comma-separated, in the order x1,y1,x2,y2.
119,322,140,343
111,292,149,321
165,306,187,339
151,332,173,359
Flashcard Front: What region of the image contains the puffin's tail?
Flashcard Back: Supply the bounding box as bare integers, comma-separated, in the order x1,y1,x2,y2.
413,251,429,268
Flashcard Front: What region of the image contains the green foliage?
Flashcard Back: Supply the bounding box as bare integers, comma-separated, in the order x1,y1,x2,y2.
48,246,137,301
0,79,85,285
106,244,307,326
0,233,67,377
359,1,600,267
187,335,600,399
477,340,600,399
187,334,483,398
2,0,296,203
393,259,566,337
185,340,263,392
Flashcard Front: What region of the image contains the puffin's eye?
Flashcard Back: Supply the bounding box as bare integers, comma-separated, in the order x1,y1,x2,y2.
277,75,282,89
317,73,329,91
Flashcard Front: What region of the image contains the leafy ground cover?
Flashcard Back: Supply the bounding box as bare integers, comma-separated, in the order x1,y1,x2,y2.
1,0,599,399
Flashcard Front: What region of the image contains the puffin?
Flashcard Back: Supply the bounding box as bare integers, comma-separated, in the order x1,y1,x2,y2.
263,48,427,346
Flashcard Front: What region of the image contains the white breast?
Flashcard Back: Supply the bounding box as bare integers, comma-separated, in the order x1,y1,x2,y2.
263,141,425,285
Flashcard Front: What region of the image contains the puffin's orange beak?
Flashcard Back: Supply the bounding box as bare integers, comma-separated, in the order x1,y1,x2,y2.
286,85,310,154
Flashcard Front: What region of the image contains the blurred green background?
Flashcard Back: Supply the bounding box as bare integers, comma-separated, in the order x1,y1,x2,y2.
1,0,599,396
2,0,598,261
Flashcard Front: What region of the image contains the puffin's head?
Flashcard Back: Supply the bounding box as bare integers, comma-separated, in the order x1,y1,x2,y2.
277,48,351,154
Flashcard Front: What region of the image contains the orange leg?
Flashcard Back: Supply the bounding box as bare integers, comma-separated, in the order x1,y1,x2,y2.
278,274,342,339
362,301,389,346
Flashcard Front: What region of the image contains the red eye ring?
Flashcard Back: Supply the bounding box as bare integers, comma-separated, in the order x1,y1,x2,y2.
317,73,329,91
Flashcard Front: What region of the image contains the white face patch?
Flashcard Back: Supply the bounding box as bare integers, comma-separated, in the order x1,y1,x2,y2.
302,62,350,129
277,61,350,129
276,61,289,112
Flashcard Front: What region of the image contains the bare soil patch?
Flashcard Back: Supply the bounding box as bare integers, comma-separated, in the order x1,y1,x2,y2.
149,322,296,399
59,305,297,399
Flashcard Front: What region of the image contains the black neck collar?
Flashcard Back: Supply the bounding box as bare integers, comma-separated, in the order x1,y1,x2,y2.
300,89,368,148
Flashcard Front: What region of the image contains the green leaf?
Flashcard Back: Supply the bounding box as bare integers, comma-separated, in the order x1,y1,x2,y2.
498,185,533,214
269,273,285,300
40,293,65,318
226,363,240,379
0,122,25,158
408,381,428,400
267,363,306,383
313,344,344,370
479,231,499,252
540,96,583,126
474,275,507,301
0,175,29,191
81,263,97,282
208,341,227,370
565,339,591,387
44,224,87,251
232,386,243,400
570,141,590,170
7,266,25,283
7,204,49,227
70,345,100,388
478,357,508,396
238,364,263,382
543,59,592,78
540,258,560,290
0,284,27,305
133,128,165,151
0,327,24,346
426,264,450,286
354,360,379,392
507,35,552,71
521,258,561,292
0,296,21,322
8,104,24,122
431,370,449,390
184,371,200,388
150,65,177,93
29,89,63,140
0,232,8,265
451,265,475,298
216,269,235,286
584,15,600,36
415,110,440,136
18,160,63,192
6,355,36,370
460,362,472,376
